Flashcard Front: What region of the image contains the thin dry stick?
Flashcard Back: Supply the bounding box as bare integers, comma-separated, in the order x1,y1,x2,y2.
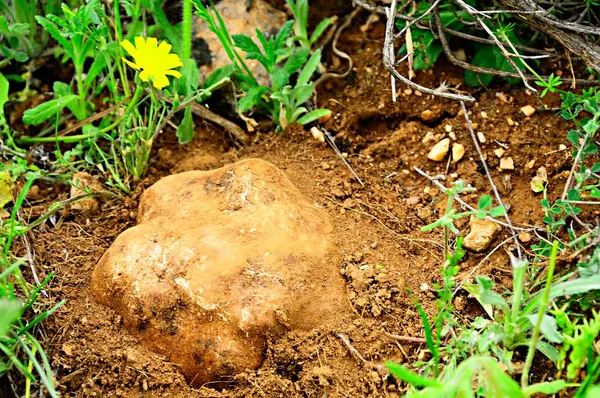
459,101,522,259
338,333,376,367
382,0,475,102
382,330,427,344
321,128,364,186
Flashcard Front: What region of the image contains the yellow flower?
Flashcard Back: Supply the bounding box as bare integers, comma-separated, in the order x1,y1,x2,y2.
121,37,183,89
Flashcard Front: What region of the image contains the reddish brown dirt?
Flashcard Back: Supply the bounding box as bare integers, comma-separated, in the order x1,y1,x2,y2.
11,10,586,398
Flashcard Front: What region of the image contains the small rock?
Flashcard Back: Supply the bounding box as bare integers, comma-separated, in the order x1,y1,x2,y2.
420,109,436,122
499,157,514,170
449,132,457,140
526,159,536,169
494,148,505,158
428,138,450,161
321,162,331,170
480,111,488,118
445,124,452,133
506,117,515,126
477,132,486,143
518,232,532,243
463,216,501,252
310,127,325,143
559,144,567,151
471,123,479,129
422,131,435,144
521,105,536,117
452,143,465,162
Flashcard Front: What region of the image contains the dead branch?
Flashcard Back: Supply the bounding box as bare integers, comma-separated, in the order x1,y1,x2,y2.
495,0,600,73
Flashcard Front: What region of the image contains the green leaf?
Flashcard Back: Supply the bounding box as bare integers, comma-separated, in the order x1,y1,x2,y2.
476,276,509,311
284,48,310,75
233,33,261,56
0,299,21,338
293,83,314,106
22,95,79,125
310,18,333,44
478,195,492,210
0,170,13,211
523,380,570,395
275,20,294,51
272,68,290,90
489,206,505,218
526,314,564,343
385,362,441,388
35,16,74,60
238,86,268,112
298,109,330,125
176,107,195,144
0,72,8,122
298,49,321,86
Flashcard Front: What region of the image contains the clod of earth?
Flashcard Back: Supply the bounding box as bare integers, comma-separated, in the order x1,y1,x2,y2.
91,159,347,386
463,216,501,252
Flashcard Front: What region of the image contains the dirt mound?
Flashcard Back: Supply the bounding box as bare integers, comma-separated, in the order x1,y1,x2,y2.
91,159,348,386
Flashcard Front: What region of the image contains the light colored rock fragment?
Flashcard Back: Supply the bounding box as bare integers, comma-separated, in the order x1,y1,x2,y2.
452,143,465,162
500,157,515,170
428,138,450,161
477,132,486,143
420,109,436,122
521,105,536,117
463,216,501,252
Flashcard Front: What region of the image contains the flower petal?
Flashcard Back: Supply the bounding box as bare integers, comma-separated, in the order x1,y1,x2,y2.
157,40,172,55
159,54,183,70
164,70,182,78
122,58,140,70
121,40,137,58
139,70,151,83
134,36,146,49
151,74,169,89
145,37,158,51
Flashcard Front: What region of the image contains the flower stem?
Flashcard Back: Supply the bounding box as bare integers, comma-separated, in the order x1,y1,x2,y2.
182,0,192,60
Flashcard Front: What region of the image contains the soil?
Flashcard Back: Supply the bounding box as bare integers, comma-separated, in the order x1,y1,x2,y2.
4,6,588,398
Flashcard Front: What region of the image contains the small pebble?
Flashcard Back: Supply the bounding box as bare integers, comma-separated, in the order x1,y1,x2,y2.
526,159,536,169
480,111,488,118
521,105,536,117
500,157,515,170
477,132,486,143
310,127,325,143
420,109,436,122
506,117,515,126
422,131,435,144
445,124,452,133
559,144,567,151
449,132,457,140
428,138,450,161
518,233,532,243
494,148,505,158
452,143,465,162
